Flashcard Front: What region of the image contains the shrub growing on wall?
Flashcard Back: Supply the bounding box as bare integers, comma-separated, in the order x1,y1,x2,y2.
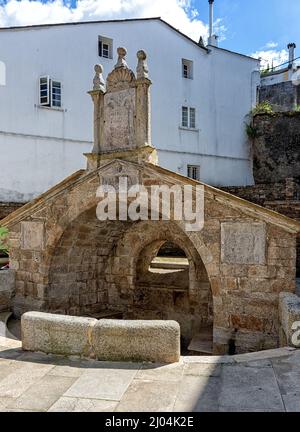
251,101,274,116
0,227,8,256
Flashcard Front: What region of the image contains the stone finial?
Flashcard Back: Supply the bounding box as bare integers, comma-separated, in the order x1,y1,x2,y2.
114,47,128,69
136,50,149,79
93,64,105,91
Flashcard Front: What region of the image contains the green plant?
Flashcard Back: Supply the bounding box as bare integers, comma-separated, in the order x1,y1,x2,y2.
295,105,300,112
245,123,258,139
0,227,9,256
251,101,274,116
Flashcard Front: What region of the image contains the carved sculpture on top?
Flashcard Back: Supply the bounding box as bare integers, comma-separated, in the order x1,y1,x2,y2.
85,47,157,170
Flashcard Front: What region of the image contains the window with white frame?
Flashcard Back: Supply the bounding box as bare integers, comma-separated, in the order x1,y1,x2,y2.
98,36,113,59
182,106,189,128
187,165,200,181
182,106,196,129
182,59,193,79
39,76,62,108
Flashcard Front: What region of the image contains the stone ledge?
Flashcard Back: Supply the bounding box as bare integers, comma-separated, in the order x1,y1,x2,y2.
21,312,181,364
91,319,180,363
22,312,97,357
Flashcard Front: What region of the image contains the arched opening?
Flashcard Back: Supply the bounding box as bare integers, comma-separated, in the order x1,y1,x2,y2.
135,238,213,354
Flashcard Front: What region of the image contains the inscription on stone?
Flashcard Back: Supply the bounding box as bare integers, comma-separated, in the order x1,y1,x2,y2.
104,89,135,151
221,222,266,265
21,221,45,251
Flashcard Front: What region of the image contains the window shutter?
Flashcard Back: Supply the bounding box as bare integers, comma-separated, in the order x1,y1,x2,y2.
39,76,50,106
51,80,62,107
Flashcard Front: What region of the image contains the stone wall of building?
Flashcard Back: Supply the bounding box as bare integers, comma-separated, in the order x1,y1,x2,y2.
0,202,25,221
252,113,300,184
259,81,300,112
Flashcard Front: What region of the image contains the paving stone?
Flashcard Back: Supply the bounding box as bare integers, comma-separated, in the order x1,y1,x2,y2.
0,346,23,360
116,379,179,412
183,363,221,377
6,375,76,411
272,361,300,394
183,356,235,364
64,363,139,401
0,337,21,349
239,360,273,368
282,392,300,412
0,361,54,398
219,365,285,411
47,364,84,378
173,375,220,412
48,397,118,412
0,360,24,382
233,348,295,363
136,362,184,382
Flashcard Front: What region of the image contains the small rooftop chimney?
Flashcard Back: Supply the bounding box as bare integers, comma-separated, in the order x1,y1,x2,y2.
287,43,296,68
208,0,218,47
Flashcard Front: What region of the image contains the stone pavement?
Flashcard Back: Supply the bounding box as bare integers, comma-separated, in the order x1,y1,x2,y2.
0,336,299,412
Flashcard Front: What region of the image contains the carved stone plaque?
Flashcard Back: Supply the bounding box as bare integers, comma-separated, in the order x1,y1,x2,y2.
21,221,45,251
221,222,266,265
103,89,135,151
99,161,140,189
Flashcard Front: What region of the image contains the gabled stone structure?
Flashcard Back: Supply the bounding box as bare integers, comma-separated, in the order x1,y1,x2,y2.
2,48,300,355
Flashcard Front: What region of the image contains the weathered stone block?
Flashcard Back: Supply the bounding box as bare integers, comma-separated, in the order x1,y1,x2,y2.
0,270,15,312
279,292,300,348
22,312,97,357
91,319,180,363
221,222,266,265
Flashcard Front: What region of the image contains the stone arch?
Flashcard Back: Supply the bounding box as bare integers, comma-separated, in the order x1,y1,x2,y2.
108,219,214,349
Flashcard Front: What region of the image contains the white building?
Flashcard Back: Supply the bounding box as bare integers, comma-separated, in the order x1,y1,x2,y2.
0,17,260,203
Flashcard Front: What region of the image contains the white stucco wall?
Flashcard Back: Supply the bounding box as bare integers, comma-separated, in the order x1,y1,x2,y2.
0,19,260,202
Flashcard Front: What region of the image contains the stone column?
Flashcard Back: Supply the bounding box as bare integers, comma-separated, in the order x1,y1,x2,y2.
86,64,106,170
135,50,152,148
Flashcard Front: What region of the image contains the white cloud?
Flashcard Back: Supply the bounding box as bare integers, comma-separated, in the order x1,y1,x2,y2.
264,41,278,49
250,47,288,70
0,0,211,42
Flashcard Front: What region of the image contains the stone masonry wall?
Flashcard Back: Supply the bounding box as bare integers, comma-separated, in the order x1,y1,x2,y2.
252,113,300,184
222,180,300,276
259,81,300,112
0,202,25,221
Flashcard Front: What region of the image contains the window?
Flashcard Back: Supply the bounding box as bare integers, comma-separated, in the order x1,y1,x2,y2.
98,36,113,59
181,107,196,129
189,108,196,129
187,165,200,181
39,76,62,108
51,81,61,107
182,107,189,128
182,59,193,79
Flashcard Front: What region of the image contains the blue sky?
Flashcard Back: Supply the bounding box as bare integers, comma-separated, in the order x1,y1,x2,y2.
197,0,300,55
0,0,299,67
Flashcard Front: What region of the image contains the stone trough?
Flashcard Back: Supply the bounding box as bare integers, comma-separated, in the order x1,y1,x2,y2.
21,312,181,364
